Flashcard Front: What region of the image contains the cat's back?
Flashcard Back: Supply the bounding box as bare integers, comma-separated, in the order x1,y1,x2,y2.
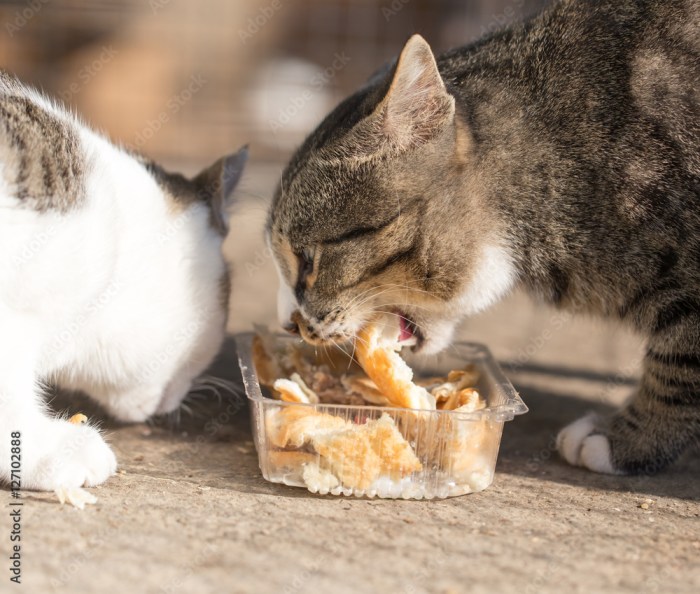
442,0,699,194
0,72,85,212
629,0,700,172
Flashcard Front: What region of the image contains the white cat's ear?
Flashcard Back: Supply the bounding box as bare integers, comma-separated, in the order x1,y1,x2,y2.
379,35,455,149
194,145,248,234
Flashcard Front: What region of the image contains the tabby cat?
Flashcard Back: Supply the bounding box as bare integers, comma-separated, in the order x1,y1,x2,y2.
266,0,700,475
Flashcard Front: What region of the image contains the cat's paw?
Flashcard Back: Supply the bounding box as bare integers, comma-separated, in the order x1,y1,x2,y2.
556,413,620,474
23,420,117,491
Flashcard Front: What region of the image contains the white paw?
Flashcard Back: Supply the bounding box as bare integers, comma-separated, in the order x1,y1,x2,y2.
24,420,117,491
556,413,619,474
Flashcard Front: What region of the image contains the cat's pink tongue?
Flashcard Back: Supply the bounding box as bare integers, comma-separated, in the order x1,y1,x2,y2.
399,316,414,342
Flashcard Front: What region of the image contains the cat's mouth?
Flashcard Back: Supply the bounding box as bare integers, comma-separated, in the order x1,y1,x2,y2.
397,311,425,351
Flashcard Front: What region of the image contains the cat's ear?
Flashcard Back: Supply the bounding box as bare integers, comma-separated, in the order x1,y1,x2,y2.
378,34,455,149
194,145,248,234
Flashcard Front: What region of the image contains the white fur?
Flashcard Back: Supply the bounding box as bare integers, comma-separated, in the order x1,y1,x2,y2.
274,257,298,328
417,242,517,354
0,98,229,491
456,243,518,316
557,413,619,474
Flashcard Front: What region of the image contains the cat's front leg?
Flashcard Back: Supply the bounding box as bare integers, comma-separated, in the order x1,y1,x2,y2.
0,354,117,491
557,333,699,474
1,414,118,491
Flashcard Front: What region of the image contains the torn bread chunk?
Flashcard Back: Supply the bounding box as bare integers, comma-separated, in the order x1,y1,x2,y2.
311,426,382,490
341,375,392,406
302,462,340,493
442,417,494,485
431,366,480,404
273,374,320,404
368,414,423,480
268,450,317,470
265,405,350,449
310,414,422,490
438,388,484,412
355,317,436,410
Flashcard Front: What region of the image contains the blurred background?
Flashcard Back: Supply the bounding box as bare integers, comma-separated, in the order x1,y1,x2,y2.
1,0,643,376
0,0,549,162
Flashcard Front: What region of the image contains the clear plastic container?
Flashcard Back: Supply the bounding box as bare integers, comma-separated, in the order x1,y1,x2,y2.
235,332,528,499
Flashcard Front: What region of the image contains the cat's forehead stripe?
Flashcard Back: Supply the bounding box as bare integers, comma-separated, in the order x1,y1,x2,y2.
321,209,403,245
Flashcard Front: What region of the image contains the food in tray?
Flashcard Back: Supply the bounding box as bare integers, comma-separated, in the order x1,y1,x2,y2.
252,320,484,413
252,317,489,494
354,318,436,410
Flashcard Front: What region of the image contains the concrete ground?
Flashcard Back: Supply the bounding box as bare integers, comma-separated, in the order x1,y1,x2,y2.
9,163,700,594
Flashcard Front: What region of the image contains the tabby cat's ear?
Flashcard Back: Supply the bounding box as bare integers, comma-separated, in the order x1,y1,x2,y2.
194,145,248,234
379,34,455,149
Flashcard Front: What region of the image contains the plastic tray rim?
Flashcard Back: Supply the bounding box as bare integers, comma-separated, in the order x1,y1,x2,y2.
234,331,528,422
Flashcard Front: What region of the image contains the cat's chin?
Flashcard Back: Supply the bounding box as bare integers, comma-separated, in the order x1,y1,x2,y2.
406,318,456,356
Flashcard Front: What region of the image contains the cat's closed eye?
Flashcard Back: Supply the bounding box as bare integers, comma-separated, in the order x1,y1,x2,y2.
296,246,317,291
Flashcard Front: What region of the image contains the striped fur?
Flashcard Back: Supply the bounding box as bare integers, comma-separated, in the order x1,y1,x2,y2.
268,0,699,474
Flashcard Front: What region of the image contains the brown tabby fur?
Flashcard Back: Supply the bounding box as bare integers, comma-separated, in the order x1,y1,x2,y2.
267,0,700,474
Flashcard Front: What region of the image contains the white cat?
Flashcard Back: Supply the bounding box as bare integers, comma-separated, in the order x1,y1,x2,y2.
0,72,247,491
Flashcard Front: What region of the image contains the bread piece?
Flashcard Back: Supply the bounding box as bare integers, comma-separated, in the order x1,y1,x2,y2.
268,450,317,470
435,389,490,481
355,318,435,410
443,418,493,480
342,375,392,406
367,414,423,479
438,388,484,412
448,366,479,385
273,374,320,404
310,414,422,490
415,376,449,390
311,426,382,490
302,462,340,493
265,405,350,449
431,366,480,404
